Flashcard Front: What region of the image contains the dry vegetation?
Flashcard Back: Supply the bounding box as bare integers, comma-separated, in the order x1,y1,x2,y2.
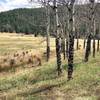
0,33,100,100
0,33,55,73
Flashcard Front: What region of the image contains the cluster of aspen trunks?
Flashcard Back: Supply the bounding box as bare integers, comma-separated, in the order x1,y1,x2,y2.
37,0,98,80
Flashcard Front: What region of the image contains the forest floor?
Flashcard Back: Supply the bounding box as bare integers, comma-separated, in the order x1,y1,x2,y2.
0,33,100,100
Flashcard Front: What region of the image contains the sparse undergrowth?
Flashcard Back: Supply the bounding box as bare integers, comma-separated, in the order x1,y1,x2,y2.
0,53,100,100
0,34,100,100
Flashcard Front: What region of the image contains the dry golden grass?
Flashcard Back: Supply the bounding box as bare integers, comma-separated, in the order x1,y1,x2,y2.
0,33,100,100
0,33,56,73
0,33,99,74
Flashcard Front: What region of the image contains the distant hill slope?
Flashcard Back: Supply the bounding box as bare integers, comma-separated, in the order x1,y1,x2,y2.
0,8,46,35
0,3,100,36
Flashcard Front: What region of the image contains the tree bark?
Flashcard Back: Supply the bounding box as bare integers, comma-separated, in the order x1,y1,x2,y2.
76,36,79,50
61,38,66,60
83,38,86,49
56,38,62,75
93,38,95,57
67,0,75,80
97,39,99,52
53,0,62,76
85,0,95,61
66,39,69,58
46,4,50,62
68,34,74,80
92,21,96,58
84,34,91,62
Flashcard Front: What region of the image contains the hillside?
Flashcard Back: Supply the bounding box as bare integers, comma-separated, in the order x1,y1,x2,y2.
0,8,46,35
0,3,100,36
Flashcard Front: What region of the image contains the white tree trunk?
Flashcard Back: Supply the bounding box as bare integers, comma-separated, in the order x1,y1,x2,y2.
67,0,75,80
46,3,50,61
53,0,62,76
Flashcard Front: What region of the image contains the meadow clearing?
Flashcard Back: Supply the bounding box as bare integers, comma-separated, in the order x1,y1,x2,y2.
0,33,100,100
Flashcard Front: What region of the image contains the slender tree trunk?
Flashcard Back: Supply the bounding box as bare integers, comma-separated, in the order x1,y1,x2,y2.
83,38,86,49
54,0,62,76
56,38,62,75
61,27,66,60
97,39,99,52
85,0,95,61
67,0,75,80
93,38,95,57
92,20,96,58
46,3,50,62
76,36,79,50
90,39,92,54
84,34,91,62
66,39,69,58
83,23,88,49
68,34,74,80
66,22,69,58
65,15,69,59
46,45,50,61
76,30,79,50
61,38,66,60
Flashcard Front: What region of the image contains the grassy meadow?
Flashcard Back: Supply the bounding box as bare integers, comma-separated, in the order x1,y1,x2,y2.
0,33,100,100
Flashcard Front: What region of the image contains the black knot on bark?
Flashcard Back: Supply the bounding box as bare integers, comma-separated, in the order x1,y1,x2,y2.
53,6,57,10
69,18,73,22
89,0,94,3
57,24,60,28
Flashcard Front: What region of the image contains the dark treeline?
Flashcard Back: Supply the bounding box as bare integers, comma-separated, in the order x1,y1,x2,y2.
0,3,100,37
0,8,47,36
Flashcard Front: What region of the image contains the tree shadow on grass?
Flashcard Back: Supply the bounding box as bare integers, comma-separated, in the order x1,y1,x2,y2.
0,64,59,93
17,81,66,98
28,66,59,85
62,61,83,71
